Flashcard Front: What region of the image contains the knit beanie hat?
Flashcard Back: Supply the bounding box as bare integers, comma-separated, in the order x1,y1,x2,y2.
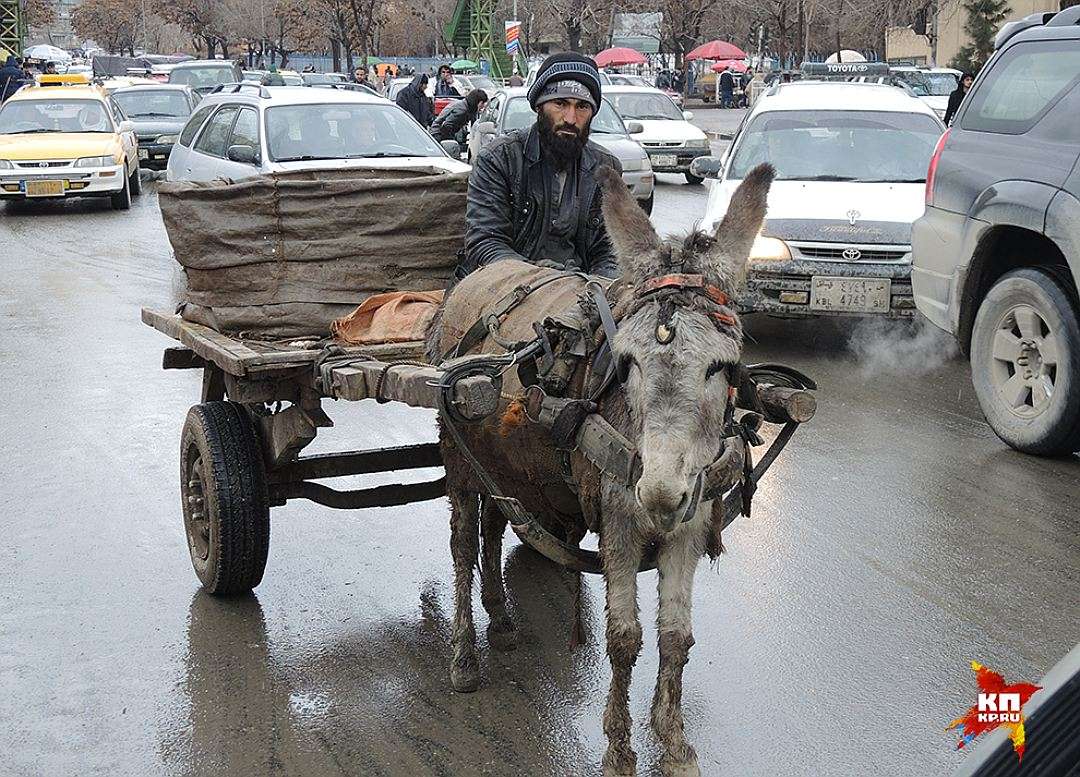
526,53,602,111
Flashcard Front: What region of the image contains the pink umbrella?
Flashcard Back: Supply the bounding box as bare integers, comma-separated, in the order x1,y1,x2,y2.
685,40,747,61
711,59,748,73
594,47,647,68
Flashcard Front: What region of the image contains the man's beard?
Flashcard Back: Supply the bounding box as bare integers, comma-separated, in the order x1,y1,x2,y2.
538,109,590,171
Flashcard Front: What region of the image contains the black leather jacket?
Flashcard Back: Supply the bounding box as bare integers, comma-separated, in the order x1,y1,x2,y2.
462,125,622,279
430,99,473,144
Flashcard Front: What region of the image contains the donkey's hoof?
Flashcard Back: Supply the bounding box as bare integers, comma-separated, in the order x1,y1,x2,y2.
450,658,480,693
602,748,637,776
487,622,518,652
661,756,700,777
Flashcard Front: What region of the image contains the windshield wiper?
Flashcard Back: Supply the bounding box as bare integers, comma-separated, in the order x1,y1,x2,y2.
636,114,673,120
859,177,925,183
3,128,57,134
129,112,182,118
777,174,860,181
273,154,342,162
347,152,416,158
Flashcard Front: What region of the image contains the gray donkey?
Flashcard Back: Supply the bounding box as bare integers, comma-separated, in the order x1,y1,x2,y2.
427,161,775,776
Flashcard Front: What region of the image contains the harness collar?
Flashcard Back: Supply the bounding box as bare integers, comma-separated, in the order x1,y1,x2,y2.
634,273,737,326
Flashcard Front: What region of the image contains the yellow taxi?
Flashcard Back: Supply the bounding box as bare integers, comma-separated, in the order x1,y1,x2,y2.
0,74,142,209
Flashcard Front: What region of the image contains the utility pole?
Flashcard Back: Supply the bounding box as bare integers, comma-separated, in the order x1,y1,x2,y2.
835,0,842,62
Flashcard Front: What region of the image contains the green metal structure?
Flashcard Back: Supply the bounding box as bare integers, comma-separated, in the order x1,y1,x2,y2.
0,0,25,58
444,0,519,79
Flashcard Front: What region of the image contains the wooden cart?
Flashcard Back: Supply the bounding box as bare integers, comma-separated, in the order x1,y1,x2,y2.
144,308,816,594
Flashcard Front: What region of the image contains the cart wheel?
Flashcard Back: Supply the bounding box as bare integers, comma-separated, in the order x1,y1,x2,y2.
180,401,269,595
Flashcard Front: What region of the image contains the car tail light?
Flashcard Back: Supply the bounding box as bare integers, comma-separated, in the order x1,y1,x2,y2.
925,128,950,207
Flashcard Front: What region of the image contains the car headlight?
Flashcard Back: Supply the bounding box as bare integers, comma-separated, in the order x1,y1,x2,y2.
74,155,116,168
686,138,710,149
156,134,178,145
622,157,645,172
749,235,792,263
0,159,12,169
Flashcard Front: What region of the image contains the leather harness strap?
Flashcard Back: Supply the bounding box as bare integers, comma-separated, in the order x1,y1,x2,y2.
634,273,738,327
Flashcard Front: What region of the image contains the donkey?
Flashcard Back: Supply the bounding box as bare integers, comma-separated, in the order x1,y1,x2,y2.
427,161,775,776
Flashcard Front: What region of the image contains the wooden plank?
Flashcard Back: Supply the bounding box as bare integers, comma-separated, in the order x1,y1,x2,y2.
243,341,428,374
141,308,182,340
327,360,498,418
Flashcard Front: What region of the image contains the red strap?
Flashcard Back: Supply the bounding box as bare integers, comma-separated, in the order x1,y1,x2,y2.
638,273,706,294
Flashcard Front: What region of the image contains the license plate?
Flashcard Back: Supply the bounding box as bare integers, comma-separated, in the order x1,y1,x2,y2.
810,276,891,313
653,154,678,167
25,179,65,197
138,148,148,160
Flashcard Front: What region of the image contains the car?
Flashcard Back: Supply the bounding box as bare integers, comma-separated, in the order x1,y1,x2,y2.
166,83,470,183
911,6,1080,455
603,85,709,183
607,73,651,88
301,72,345,85
468,87,655,213
168,60,244,97
112,83,197,170
0,78,142,209
279,70,304,86
919,67,961,119
694,80,945,319
242,70,267,83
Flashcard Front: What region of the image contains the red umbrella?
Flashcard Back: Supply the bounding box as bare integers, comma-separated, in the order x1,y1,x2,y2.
685,40,747,61
711,59,748,73
594,47,647,68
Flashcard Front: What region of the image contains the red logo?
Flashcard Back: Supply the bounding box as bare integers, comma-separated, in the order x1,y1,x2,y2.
946,661,1041,763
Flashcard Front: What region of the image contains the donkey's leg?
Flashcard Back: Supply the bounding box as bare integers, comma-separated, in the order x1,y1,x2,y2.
601,529,645,777
479,497,517,652
449,487,482,692
650,532,703,777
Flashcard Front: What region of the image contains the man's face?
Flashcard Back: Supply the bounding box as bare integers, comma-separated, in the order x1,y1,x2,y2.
538,97,594,168
478,100,489,114
441,69,453,83
355,68,366,81
962,75,973,90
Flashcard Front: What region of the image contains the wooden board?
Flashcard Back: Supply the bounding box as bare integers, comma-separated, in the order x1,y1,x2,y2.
141,308,429,377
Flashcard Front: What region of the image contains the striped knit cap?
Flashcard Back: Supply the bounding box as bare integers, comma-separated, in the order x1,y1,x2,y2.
526,53,602,111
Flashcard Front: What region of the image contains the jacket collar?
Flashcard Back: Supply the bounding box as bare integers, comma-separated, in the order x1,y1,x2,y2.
525,123,600,172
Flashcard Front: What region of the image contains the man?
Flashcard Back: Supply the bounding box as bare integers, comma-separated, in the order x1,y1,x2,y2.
943,72,974,126
508,68,523,87
396,73,433,126
719,67,735,108
1,55,27,102
434,64,461,97
430,88,488,147
460,53,621,280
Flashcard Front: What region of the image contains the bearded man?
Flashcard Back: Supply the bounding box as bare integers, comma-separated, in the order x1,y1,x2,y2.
458,54,622,281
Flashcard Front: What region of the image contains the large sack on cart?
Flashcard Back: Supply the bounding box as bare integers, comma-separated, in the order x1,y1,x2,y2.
159,167,468,339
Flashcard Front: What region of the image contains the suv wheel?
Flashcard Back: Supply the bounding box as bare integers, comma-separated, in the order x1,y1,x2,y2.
970,267,1080,455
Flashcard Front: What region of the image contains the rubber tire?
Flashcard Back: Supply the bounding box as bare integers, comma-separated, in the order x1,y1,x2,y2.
129,163,142,196
639,193,654,215
684,171,704,185
970,267,1080,455
110,170,131,210
180,401,270,595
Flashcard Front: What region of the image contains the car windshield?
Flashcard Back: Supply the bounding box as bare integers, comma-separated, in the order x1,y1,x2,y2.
607,92,683,121
282,74,303,85
265,102,446,161
727,109,943,183
113,90,191,118
924,71,959,95
0,99,114,133
303,73,335,85
892,70,932,96
464,76,496,91
503,97,626,135
170,66,236,89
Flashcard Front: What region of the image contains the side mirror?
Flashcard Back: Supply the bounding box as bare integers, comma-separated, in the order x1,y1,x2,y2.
682,111,694,121
625,121,644,135
440,139,462,158
474,121,495,135
119,120,135,133
689,156,724,180
227,144,259,164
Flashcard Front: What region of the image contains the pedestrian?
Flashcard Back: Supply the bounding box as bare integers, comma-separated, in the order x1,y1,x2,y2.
719,67,735,108
354,65,372,87
457,53,620,282
943,71,974,126
0,54,27,102
396,73,434,126
44,61,58,75
509,67,523,87
430,88,488,146
434,64,461,97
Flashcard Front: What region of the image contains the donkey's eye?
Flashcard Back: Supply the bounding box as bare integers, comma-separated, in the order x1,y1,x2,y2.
705,361,727,381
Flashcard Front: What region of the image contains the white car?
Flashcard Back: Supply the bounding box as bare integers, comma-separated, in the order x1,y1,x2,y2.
603,86,710,183
166,84,469,183
695,80,945,318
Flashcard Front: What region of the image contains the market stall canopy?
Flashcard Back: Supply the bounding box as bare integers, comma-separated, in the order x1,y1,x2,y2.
450,59,478,70
824,49,868,63
595,47,647,67
366,56,383,65
685,40,746,61
711,59,748,73
24,44,73,62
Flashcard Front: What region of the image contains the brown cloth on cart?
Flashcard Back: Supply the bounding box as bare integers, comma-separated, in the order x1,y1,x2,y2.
159,167,468,339
332,290,444,345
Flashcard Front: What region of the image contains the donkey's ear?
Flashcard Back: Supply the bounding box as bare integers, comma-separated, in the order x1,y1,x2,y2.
708,163,774,284
598,165,661,274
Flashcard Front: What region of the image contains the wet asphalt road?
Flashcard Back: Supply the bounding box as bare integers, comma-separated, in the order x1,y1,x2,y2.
1,108,1077,777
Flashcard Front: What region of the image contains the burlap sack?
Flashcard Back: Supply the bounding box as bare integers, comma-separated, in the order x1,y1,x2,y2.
331,290,444,345
159,167,468,338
